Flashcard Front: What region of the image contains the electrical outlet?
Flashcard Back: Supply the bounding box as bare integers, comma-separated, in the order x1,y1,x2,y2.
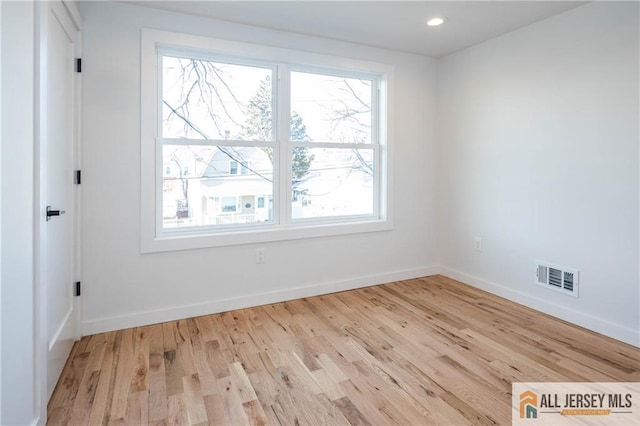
255,247,265,264
474,237,483,252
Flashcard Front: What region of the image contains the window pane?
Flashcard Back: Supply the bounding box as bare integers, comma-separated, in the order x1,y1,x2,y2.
162,56,273,141
290,71,372,144
220,197,238,212
292,148,374,219
163,145,273,228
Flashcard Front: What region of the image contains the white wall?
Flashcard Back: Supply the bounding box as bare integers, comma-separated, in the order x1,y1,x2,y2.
1,1,38,423
79,2,438,334
437,2,639,346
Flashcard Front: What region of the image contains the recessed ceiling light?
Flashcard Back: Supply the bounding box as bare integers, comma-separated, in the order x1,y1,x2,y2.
427,17,446,27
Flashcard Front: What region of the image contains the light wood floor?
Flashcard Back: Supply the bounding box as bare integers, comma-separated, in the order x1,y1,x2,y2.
48,275,640,425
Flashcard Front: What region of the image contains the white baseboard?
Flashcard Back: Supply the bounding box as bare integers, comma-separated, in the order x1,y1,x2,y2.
82,264,639,348
440,266,640,348
81,265,440,335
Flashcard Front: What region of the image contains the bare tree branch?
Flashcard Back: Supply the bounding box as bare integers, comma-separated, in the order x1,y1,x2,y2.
341,78,371,111
163,100,273,182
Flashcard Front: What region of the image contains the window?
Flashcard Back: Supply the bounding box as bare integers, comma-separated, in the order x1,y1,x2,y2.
229,161,238,175
219,197,238,213
290,71,376,219
142,30,392,251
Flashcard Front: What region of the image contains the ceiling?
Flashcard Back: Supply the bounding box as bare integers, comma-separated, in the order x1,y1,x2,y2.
127,1,586,57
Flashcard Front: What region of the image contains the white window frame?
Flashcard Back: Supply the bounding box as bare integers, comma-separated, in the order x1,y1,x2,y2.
141,29,394,253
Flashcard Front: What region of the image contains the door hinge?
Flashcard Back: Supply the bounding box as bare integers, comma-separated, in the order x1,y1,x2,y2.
75,170,81,185
75,58,82,73
75,281,81,297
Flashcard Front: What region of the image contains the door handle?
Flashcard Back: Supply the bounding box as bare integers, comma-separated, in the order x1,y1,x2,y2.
46,206,66,221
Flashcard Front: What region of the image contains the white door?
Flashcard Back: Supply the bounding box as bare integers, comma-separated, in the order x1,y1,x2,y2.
42,0,80,400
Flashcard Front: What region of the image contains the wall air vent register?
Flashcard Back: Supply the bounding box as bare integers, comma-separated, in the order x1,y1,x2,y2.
536,261,579,297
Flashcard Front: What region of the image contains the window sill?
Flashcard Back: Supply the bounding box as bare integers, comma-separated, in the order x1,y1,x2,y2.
140,219,393,253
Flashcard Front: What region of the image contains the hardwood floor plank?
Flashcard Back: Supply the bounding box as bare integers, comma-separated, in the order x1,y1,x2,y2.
182,374,208,425
217,375,251,425
162,322,178,353
229,362,259,403
47,406,72,426
202,339,230,379
333,396,371,426
185,318,204,353
48,351,90,410
194,315,217,344
148,352,169,422
242,399,270,426
69,369,100,425
87,331,118,425
125,391,149,425
85,332,109,373
247,370,281,408
203,393,230,425
49,275,640,425
166,393,188,425
315,353,349,384
312,367,346,401
337,379,394,425
130,327,150,393
163,350,185,397
108,328,135,422
147,323,164,355
278,352,323,396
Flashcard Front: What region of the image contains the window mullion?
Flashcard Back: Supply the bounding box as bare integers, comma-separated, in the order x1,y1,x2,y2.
156,56,164,236
373,144,381,219
156,138,164,236
372,77,380,150
158,137,275,147
373,78,381,219
277,64,292,225
290,141,373,150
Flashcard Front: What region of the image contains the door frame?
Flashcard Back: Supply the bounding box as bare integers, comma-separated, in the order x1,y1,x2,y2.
34,0,82,421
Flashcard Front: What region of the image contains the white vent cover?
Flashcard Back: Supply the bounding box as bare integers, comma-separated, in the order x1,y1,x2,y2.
536,261,579,298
